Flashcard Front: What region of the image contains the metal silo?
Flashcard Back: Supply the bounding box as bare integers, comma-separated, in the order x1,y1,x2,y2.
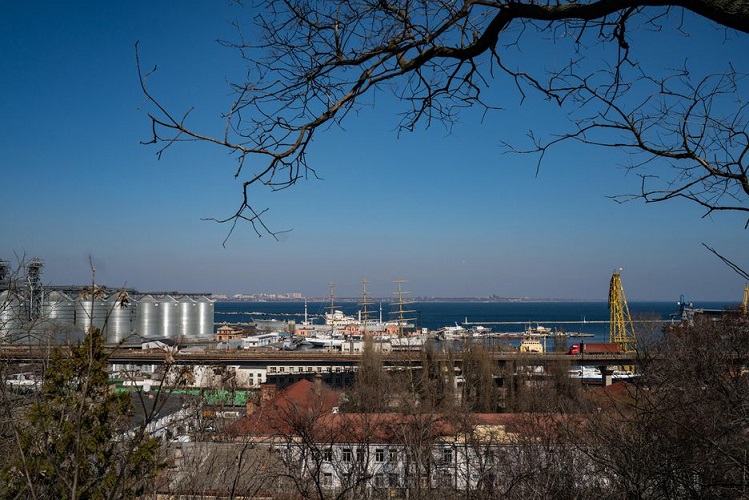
104,292,135,344
179,296,198,339
196,296,214,338
160,295,179,339
0,290,23,339
136,295,159,339
42,291,75,326
75,293,108,334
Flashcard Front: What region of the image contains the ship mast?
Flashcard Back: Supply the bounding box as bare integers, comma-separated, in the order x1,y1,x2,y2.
392,279,416,336
361,278,370,335
328,282,335,316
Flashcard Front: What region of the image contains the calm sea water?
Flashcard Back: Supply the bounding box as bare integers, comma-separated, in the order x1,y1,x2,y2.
214,300,733,343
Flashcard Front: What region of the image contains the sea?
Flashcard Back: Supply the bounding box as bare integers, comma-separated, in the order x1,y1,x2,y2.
214,300,735,344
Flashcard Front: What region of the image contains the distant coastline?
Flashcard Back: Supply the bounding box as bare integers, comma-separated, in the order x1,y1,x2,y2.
213,296,602,303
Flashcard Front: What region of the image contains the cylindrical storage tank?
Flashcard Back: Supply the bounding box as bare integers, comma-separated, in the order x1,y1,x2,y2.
0,290,24,339
136,295,159,339
42,291,75,325
196,296,215,338
160,295,179,339
75,294,108,334
104,293,135,344
179,296,198,339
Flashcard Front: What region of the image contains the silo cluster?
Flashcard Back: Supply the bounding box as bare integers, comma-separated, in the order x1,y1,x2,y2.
0,289,214,344
134,294,214,341
0,258,214,343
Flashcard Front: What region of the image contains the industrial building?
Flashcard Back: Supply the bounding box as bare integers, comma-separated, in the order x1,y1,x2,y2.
0,258,214,344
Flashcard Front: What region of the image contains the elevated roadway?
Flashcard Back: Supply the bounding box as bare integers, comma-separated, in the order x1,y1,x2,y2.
1,347,638,369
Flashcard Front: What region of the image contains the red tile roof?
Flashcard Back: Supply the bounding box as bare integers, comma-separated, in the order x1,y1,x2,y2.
228,379,575,444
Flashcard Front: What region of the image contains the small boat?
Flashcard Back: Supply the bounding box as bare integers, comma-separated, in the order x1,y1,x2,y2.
305,334,346,349
469,325,492,337
437,323,467,340
525,323,552,335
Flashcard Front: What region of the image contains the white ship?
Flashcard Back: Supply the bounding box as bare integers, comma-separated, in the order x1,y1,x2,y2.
323,309,359,327
304,333,346,348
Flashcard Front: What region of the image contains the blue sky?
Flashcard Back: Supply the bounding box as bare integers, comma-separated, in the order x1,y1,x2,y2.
1,2,747,302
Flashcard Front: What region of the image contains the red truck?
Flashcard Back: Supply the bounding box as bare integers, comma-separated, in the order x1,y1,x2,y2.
568,342,621,355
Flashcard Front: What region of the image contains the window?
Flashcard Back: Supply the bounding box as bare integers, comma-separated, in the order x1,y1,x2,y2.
343,448,352,463
269,367,277,373
388,473,400,488
375,448,385,463
438,470,453,488
323,448,333,462
279,366,286,372
356,447,365,463
374,474,386,488
322,472,333,487
389,448,398,463
442,447,453,465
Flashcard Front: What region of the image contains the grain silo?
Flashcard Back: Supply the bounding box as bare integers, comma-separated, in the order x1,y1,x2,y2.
179,296,198,338
196,296,214,338
0,290,23,338
104,292,135,343
136,295,159,339
42,291,75,326
75,293,108,334
160,295,179,339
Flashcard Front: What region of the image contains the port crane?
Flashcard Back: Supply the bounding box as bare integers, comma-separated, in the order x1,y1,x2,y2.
609,270,637,352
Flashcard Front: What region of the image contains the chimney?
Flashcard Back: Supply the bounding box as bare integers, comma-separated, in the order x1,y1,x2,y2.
313,373,323,394
260,383,277,404
245,395,259,415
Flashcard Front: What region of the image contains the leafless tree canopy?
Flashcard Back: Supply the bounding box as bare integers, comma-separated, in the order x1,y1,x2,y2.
139,0,749,238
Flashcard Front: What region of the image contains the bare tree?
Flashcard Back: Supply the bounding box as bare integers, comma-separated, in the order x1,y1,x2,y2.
460,344,502,412
139,1,749,238
341,336,392,413
576,312,749,498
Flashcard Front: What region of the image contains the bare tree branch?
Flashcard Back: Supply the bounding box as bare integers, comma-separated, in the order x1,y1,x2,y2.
138,0,749,238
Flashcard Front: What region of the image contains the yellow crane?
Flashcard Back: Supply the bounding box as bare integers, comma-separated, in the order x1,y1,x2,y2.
609,270,637,352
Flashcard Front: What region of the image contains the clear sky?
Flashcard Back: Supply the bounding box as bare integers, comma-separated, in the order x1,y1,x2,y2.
1,2,747,302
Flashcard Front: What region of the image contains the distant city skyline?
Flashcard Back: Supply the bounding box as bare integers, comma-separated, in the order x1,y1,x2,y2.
2,3,747,303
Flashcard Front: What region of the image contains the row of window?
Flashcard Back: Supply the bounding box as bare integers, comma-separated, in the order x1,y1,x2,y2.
330,447,453,465
268,365,353,374
321,471,455,489
322,472,401,488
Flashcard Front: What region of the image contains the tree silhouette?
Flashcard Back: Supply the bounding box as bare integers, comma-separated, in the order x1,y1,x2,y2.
139,0,749,238
1,329,160,499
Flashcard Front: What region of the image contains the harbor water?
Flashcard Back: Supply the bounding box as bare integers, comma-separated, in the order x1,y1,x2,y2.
214,300,735,344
